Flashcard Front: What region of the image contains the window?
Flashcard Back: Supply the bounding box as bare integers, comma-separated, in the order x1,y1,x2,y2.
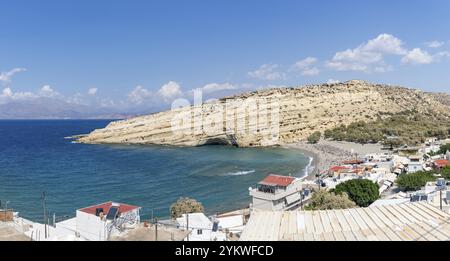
197,229,203,235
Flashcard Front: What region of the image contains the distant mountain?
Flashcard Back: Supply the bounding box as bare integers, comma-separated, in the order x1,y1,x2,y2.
0,98,132,119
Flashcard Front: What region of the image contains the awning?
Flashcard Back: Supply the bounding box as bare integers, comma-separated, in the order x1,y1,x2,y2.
285,193,301,205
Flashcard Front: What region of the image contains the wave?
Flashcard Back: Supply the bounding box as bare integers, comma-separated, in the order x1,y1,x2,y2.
224,170,256,176
301,156,314,179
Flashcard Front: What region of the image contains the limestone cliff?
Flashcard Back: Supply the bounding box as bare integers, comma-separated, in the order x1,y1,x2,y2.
77,80,450,147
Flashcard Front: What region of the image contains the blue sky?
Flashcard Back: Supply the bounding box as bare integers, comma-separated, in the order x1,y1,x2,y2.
1,0,450,113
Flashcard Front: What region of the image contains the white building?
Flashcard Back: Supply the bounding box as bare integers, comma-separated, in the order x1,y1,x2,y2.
415,180,450,213
176,213,226,241
364,153,393,163
215,214,245,235
407,156,424,173
19,201,141,241
323,176,356,190
75,201,141,241
422,145,441,154
249,174,303,211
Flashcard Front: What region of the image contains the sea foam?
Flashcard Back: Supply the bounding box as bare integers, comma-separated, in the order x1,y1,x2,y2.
224,170,256,176
301,156,314,179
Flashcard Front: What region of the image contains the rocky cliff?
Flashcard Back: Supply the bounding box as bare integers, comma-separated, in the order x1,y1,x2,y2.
77,80,450,147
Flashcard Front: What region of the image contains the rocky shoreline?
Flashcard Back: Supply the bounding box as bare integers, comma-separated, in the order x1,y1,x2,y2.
76,80,450,147
284,140,385,181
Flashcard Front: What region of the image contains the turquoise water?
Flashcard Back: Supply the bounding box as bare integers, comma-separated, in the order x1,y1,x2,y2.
0,120,310,221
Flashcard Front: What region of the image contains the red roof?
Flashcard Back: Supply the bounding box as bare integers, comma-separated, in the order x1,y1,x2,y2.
342,159,364,165
78,201,140,216
329,166,351,172
434,159,450,167
259,174,296,187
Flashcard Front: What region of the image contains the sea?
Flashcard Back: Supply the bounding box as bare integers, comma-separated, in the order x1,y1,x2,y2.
0,120,312,221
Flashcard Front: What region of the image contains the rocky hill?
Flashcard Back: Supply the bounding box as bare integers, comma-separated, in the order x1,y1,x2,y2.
77,80,450,147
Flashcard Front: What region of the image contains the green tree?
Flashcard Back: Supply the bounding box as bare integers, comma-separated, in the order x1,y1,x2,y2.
170,197,205,219
306,190,356,210
440,166,450,180
396,171,436,192
335,179,380,207
324,129,333,139
438,143,450,154
307,131,321,144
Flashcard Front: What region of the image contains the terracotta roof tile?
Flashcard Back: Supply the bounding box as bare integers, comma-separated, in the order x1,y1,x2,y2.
259,174,296,187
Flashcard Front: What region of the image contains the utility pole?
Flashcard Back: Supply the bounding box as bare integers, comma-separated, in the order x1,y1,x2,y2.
440,189,443,211
316,168,321,191
154,217,158,241
300,191,304,210
42,192,47,239
186,213,189,242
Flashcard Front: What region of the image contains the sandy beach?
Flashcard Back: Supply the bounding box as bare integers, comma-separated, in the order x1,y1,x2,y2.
284,140,385,180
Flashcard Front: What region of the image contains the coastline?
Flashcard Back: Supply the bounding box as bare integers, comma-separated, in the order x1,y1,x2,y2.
284,140,385,181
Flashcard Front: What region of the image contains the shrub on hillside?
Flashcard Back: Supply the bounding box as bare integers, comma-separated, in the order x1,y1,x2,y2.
170,197,204,219
307,131,321,144
324,111,450,146
306,190,356,210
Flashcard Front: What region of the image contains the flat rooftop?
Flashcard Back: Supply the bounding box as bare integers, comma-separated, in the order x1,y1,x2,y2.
78,201,140,216
0,222,29,241
240,202,449,241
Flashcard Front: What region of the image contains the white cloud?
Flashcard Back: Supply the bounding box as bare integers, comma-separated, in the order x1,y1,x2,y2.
0,87,38,104
362,34,407,55
2,87,13,97
128,85,152,104
186,82,240,99
200,83,236,94
65,92,86,105
374,65,393,73
426,41,444,48
326,79,341,84
326,34,406,72
39,85,60,98
248,64,286,80
291,57,317,70
301,67,320,76
401,48,433,64
98,98,116,108
88,87,98,96
0,68,27,84
290,57,320,76
0,83,106,107
434,51,450,61
157,81,182,101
